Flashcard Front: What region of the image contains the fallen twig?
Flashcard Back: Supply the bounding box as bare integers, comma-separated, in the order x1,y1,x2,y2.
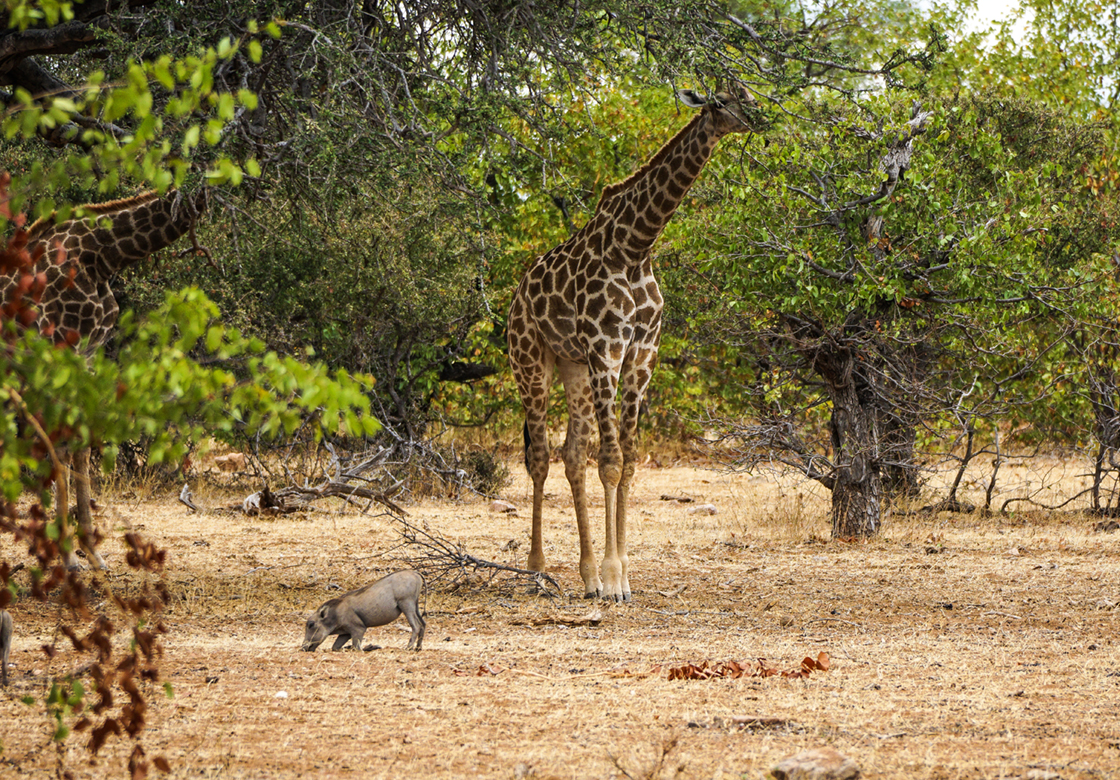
180,444,406,517
803,617,867,632
450,663,661,681
389,515,562,597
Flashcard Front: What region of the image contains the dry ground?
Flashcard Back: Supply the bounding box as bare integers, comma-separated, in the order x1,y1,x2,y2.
1,455,1118,779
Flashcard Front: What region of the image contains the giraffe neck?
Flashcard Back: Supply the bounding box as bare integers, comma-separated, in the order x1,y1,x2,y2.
35,190,203,281
594,111,723,261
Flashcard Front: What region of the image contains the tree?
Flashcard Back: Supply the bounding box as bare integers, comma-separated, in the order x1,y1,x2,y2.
1,220,378,770
940,0,1119,120
1,5,378,768
680,88,1116,536
927,0,1120,511
6,0,950,452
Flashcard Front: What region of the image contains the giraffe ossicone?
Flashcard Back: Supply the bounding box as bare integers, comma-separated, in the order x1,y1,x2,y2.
508,86,762,601
2,188,208,569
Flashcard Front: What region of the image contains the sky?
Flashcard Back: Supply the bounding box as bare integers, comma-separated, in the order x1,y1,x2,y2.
966,0,1029,38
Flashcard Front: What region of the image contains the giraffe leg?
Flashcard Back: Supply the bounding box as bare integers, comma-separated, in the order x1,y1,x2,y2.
59,451,85,570
57,451,78,570
65,447,108,570
615,346,658,602
614,442,636,603
558,359,601,598
587,356,625,602
524,410,550,576
597,447,625,602
508,307,555,579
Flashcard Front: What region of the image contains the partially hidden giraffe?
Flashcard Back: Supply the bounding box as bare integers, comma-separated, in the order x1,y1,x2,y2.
508,87,762,601
1,188,208,568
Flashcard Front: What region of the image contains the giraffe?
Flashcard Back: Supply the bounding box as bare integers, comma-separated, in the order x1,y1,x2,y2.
508,87,762,601
1,188,208,568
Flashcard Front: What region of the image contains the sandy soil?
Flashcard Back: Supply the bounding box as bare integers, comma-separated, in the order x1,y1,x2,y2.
1,456,1118,779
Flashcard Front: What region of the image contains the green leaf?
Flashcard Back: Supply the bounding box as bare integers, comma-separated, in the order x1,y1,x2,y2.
182,125,200,151
205,325,223,352
237,89,259,110
217,93,235,121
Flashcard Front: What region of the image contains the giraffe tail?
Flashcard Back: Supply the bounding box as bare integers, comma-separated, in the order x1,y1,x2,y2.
522,421,532,473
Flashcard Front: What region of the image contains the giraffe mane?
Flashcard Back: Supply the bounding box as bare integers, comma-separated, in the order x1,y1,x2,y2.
593,111,706,211
25,190,162,239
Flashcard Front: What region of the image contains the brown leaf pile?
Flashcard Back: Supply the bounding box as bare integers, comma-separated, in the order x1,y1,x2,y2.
667,651,830,681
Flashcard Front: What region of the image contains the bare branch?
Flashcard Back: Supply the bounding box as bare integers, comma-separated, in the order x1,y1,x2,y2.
388,515,562,597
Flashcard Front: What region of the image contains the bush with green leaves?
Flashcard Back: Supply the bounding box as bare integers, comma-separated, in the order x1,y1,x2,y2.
2,282,378,506
0,6,376,769
670,91,1118,534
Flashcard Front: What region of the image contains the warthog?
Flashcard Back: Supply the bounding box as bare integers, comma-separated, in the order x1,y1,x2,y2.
302,570,425,652
1,610,12,686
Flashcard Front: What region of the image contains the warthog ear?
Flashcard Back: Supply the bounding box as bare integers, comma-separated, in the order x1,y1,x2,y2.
318,607,329,619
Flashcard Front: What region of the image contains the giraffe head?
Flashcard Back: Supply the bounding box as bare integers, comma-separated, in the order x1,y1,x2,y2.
676,85,764,137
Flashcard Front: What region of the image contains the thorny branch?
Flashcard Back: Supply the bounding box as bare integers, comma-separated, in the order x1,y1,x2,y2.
387,515,562,598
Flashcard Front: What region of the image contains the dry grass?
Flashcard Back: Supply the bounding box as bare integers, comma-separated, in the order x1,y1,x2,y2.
1,454,1118,779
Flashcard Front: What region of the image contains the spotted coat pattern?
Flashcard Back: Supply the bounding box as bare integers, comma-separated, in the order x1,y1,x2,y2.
508,88,760,600
10,190,207,346
1,189,207,568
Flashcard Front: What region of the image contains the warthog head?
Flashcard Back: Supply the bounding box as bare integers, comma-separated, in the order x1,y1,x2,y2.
301,600,338,651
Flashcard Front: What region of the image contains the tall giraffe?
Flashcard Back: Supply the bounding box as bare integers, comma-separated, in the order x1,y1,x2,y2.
2,188,208,568
508,87,761,600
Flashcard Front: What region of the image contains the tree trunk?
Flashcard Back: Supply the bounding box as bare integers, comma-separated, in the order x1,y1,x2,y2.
880,413,921,499
820,350,883,538
874,335,929,502
1089,366,1120,514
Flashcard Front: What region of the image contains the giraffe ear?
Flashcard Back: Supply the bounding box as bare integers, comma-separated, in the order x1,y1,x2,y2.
676,89,709,108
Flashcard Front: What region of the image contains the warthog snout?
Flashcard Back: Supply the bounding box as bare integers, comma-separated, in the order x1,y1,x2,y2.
303,610,333,652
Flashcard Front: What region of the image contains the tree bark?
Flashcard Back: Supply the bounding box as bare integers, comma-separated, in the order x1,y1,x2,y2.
818,348,883,538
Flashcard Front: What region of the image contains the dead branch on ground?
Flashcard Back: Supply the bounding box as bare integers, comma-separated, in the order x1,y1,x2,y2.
182,443,407,516
607,734,682,780
242,477,406,517
387,515,562,598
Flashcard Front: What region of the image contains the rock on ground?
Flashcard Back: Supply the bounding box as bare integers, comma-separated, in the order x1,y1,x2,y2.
769,746,860,780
